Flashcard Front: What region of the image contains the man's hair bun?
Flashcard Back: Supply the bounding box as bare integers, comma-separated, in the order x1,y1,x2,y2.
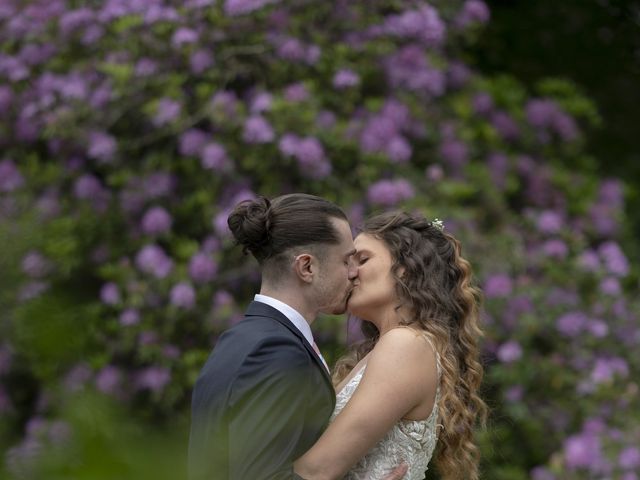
227,196,272,258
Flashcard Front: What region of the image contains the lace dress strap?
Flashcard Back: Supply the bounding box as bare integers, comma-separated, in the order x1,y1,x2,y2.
420,333,442,381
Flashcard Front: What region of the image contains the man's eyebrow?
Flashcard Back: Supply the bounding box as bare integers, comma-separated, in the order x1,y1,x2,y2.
344,249,357,258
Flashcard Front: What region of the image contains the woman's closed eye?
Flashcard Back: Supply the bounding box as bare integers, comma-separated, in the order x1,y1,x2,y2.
358,257,369,265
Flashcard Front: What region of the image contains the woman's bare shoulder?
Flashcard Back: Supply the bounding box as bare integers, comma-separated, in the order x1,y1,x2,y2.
370,326,436,365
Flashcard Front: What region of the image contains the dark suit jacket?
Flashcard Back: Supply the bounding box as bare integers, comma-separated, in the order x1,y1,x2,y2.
188,301,336,480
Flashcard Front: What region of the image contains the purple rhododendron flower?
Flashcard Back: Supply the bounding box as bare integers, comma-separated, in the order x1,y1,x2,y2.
526,99,557,128
250,92,273,113
213,209,232,237
496,340,522,363
600,277,621,296
95,366,122,395
537,210,563,234
491,111,520,141
360,115,397,153
135,245,173,278
200,143,230,170
211,90,239,116
18,281,48,301
472,92,494,115
591,357,628,384
224,0,279,16
213,290,233,309
190,49,214,74
386,45,445,95
153,98,181,126
278,133,300,156
21,251,51,278
189,252,218,284
139,330,159,346
243,115,275,143
556,311,587,337
598,241,629,277
530,466,555,480
526,98,579,141
87,131,116,162
295,137,332,179
171,27,198,48
332,69,360,89
483,274,512,298
59,8,94,36
587,319,608,338
143,172,175,199
0,85,12,113
278,134,331,179
0,159,24,192
619,447,640,470
386,136,412,163
504,385,524,403
135,366,170,392
599,179,624,209
36,191,61,218
170,282,196,309
367,179,415,206
141,206,172,235
486,152,509,189
135,58,157,76
383,5,446,47
439,139,468,169
119,308,140,326
283,82,309,102
179,129,208,156
64,364,92,392
5,438,42,477
425,164,444,182
456,0,490,28
577,249,600,271
564,431,603,471
275,37,307,62
542,239,568,259
446,61,472,89
100,282,121,305
589,203,618,236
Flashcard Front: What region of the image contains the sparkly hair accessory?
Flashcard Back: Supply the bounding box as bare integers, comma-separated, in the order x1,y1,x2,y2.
431,218,444,231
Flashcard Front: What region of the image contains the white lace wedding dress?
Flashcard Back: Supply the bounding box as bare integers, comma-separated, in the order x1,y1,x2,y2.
330,345,441,480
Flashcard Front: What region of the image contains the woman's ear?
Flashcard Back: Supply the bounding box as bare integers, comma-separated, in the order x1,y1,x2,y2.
293,253,314,283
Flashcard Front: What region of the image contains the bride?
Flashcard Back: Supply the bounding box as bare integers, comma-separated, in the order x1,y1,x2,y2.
294,211,487,480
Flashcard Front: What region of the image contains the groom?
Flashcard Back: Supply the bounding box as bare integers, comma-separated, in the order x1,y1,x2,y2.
189,193,359,479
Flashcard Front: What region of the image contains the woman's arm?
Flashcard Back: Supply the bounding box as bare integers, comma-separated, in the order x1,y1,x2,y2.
294,328,439,480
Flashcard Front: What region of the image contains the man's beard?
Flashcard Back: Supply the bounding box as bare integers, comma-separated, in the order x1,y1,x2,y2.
330,287,354,315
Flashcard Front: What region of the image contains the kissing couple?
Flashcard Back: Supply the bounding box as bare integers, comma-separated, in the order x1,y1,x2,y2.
189,193,487,480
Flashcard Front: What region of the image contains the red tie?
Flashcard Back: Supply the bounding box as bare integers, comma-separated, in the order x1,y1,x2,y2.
312,342,330,373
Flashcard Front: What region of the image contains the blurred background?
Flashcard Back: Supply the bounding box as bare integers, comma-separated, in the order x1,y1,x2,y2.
0,1,638,479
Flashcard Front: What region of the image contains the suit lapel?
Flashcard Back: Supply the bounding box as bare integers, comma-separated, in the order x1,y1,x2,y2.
245,302,334,390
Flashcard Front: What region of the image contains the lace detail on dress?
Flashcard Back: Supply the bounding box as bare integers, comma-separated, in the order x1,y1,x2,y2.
331,337,441,480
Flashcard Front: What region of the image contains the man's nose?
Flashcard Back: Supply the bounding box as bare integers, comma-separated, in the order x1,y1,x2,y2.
348,260,358,280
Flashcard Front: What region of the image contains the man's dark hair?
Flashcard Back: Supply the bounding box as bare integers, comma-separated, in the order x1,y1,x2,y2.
227,193,348,279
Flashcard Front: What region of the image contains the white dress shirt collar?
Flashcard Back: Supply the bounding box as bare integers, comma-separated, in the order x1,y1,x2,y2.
254,294,315,346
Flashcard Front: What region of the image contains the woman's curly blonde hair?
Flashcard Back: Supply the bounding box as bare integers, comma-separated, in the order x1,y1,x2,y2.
334,211,488,480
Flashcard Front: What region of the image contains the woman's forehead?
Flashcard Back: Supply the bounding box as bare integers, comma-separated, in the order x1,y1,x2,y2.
354,233,385,251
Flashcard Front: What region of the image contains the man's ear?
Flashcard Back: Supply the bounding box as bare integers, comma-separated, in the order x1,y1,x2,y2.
293,253,314,283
